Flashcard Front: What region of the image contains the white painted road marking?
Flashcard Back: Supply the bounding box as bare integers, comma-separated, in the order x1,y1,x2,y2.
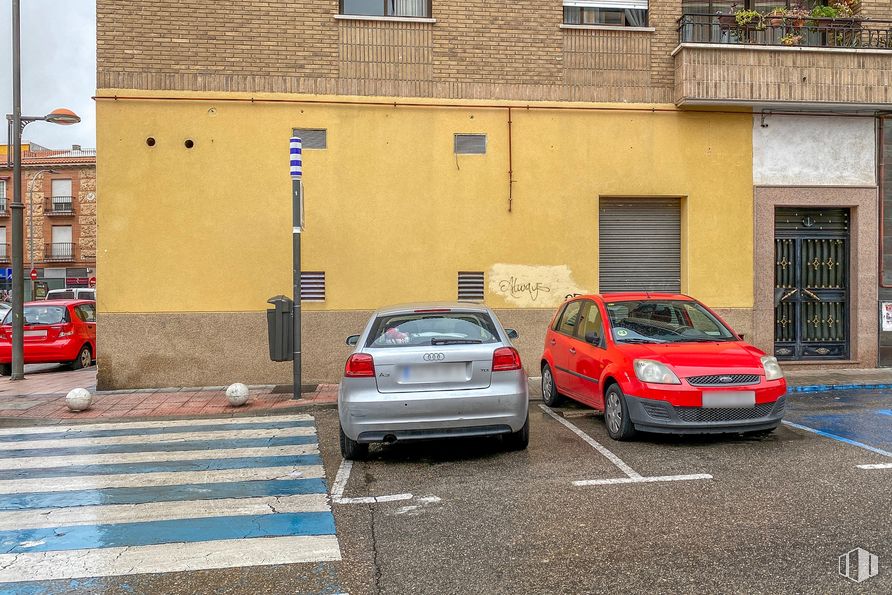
331,459,414,505
0,444,319,470
539,404,641,478
539,404,713,487
0,535,341,583
0,414,315,436
0,494,331,531
856,463,892,470
0,464,324,494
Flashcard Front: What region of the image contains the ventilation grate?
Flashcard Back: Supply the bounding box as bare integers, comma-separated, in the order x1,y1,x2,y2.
454,134,486,155
458,271,485,301
300,271,326,302
292,128,327,150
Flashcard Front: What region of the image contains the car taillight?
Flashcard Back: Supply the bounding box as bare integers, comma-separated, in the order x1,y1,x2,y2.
59,324,74,338
345,353,375,377
492,347,522,372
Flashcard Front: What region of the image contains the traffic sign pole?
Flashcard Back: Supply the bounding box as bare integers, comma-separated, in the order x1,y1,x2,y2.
290,136,303,399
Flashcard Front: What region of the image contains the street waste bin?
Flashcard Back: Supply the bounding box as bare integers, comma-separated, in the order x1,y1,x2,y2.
266,295,294,362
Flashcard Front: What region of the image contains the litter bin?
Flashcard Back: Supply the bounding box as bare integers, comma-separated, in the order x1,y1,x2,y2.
266,295,294,362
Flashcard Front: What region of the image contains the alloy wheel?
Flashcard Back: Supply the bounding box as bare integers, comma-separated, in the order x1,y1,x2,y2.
80,348,91,368
606,392,622,434
542,369,553,402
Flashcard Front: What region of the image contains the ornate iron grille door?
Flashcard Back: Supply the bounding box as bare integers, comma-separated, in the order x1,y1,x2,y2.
774,208,849,360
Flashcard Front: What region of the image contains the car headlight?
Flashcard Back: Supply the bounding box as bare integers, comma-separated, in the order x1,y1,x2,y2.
633,359,681,385
761,355,784,381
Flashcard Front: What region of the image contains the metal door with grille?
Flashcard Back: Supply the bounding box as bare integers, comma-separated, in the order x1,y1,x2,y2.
599,198,681,292
774,208,849,360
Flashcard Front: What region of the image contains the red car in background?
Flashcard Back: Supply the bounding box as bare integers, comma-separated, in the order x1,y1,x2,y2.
0,300,96,375
541,293,787,440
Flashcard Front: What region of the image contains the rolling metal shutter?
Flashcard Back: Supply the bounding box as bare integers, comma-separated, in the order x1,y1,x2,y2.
599,198,681,292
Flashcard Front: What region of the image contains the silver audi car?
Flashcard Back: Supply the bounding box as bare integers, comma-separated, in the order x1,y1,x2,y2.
338,303,529,459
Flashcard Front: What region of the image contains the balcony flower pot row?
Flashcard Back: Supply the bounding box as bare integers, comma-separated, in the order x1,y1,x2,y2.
717,2,864,46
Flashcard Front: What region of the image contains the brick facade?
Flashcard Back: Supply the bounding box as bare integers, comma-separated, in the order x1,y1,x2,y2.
97,0,682,103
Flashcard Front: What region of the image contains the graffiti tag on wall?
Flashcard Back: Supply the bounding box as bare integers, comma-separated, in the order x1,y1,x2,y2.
489,264,586,307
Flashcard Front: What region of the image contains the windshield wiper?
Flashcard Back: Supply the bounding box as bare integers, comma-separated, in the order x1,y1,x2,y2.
616,338,661,344
431,338,483,345
676,337,731,343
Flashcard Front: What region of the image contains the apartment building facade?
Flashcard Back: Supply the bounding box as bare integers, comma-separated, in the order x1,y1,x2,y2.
96,0,891,388
0,147,98,298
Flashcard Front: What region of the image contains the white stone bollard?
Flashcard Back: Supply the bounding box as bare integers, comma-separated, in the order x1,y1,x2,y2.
66,388,93,412
226,383,250,407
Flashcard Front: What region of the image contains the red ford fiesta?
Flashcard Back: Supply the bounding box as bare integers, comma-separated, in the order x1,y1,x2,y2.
541,293,786,440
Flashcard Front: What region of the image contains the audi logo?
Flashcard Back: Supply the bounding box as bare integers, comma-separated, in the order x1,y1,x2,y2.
423,353,446,361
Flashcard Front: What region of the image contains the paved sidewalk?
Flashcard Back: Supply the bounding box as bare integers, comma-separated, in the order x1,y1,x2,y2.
0,364,97,397
0,384,338,420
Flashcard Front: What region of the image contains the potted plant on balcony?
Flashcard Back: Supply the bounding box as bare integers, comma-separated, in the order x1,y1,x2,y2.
789,4,810,28
768,7,788,27
781,32,804,45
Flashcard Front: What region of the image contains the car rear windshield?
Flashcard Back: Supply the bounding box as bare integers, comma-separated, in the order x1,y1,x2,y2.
366,311,500,348
1,305,69,326
605,300,734,344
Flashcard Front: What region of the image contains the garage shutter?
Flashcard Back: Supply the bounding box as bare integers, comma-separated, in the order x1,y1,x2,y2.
599,198,681,292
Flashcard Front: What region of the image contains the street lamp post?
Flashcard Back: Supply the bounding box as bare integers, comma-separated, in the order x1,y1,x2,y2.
8,0,80,380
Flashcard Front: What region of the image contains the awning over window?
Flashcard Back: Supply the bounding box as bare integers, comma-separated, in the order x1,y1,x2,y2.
563,0,648,9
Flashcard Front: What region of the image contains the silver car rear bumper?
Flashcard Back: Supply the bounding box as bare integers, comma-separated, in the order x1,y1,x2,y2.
338,371,529,443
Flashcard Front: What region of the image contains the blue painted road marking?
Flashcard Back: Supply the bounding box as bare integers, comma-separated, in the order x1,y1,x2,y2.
0,454,323,480
0,435,317,459
0,419,314,443
784,390,892,456
0,477,328,510
0,512,336,553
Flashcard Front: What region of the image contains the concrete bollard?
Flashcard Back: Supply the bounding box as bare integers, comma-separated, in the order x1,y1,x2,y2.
66,388,93,412
226,383,250,407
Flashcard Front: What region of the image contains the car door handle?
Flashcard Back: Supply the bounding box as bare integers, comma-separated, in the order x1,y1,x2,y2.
550,339,556,346
569,347,576,355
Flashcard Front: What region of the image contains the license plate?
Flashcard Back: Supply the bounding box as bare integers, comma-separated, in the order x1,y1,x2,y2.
401,363,466,384
24,330,47,338
702,391,756,408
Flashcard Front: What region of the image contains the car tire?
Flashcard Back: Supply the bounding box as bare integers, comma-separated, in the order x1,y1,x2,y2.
0,364,9,377
604,383,636,441
505,413,530,451
339,423,368,460
70,345,92,370
541,364,563,407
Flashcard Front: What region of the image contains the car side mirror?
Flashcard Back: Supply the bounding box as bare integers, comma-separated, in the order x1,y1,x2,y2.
346,335,360,346
738,333,745,341
585,331,600,345
505,328,518,339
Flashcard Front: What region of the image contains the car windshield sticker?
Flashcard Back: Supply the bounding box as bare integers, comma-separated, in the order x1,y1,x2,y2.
616,329,629,337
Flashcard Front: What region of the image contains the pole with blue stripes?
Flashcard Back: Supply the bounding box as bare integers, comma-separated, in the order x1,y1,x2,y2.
290,136,303,397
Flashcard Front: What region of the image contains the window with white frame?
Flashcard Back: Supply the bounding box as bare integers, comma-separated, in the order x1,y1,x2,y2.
341,0,430,18
563,0,649,27
0,180,6,212
0,228,6,258
51,179,73,213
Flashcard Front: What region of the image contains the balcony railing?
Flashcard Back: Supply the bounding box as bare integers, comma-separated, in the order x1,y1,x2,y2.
45,196,75,216
678,14,892,49
45,243,75,262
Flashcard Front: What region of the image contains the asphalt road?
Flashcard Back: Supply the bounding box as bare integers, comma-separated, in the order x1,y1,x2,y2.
5,390,892,594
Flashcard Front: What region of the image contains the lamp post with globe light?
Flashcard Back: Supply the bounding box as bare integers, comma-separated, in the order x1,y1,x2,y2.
8,0,81,379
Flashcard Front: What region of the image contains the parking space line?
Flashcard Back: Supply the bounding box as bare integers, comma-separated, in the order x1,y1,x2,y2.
573,474,713,486
330,459,413,505
782,421,892,458
539,404,641,478
856,463,892,470
539,404,712,487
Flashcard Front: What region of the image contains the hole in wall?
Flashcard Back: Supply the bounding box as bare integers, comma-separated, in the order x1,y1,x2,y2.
146,137,156,147
184,139,195,149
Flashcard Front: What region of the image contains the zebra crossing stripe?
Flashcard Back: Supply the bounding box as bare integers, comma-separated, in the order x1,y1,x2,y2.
0,444,319,470
0,414,315,436
0,413,340,583
0,426,316,450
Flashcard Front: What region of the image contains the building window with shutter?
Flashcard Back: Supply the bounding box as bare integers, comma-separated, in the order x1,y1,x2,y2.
563,1,648,27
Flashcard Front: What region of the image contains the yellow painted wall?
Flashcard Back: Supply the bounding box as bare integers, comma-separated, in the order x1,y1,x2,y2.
96,91,754,314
